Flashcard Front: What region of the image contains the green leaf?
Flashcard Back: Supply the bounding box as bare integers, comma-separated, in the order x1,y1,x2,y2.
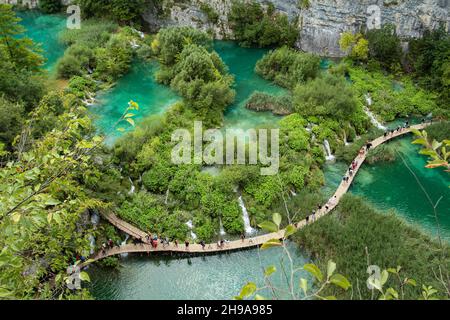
264,265,277,277
117,127,126,132
411,129,422,137
386,288,399,300
124,113,135,118
258,221,278,233
304,263,323,282
260,239,282,250
412,138,427,146
381,270,389,286
431,140,442,151
255,294,266,300
239,282,256,298
327,260,336,278
126,118,135,127
324,296,337,300
79,271,90,283
45,198,60,206
299,278,308,295
330,274,351,290
0,287,13,298
272,212,282,227
11,213,21,224
52,212,62,224
406,278,417,287
284,225,296,238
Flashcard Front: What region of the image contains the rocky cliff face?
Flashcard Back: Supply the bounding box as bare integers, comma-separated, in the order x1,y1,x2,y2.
144,0,449,57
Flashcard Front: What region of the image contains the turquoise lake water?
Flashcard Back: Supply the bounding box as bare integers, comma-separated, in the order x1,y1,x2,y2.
16,10,66,71
323,136,450,242
89,244,310,300
19,12,449,300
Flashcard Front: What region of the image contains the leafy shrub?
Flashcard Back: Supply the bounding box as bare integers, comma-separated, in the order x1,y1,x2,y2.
255,46,321,89
228,0,298,48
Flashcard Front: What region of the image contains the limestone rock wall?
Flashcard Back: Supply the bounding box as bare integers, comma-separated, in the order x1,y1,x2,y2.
144,0,450,57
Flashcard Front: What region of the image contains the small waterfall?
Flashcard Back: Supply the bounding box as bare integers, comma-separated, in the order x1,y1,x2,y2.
186,220,197,240
130,39,140,49
343,131,350,146
128,177,135,195
364,108,387,130
305,123,313,133
120,235,129,258
90,211,100,226
365,93,373,106
323,139,335,161
364,93,386,130
89,235,96,255
238,196,256,235
219,218,226,236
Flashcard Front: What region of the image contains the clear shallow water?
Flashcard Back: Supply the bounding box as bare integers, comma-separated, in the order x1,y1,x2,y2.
90,60,179,145
323,136,450,241
214,41,287,129
19,12,449,298
91,41,287,144
90,244,310,300
16,10,66,71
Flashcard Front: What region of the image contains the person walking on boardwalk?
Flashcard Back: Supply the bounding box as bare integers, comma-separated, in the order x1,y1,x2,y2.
185,240,190,250
174,239,178,248
220,239,225,248
200,240,206,250
240,233,245,242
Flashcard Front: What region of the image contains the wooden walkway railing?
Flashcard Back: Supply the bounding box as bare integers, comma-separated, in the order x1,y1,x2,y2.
88,123,430,263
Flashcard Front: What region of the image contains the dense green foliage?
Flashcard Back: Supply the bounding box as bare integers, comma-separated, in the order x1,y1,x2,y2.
349,66,443,121
56,20,137,83
245,91,293,115
0,5,46,149
409,27,450,107
255,46,321,89
366,24,402,71
293,74,358,121
294,194,450,299
38,0,62,13
75,0,147,24
153,27,235,126
228,0,298,48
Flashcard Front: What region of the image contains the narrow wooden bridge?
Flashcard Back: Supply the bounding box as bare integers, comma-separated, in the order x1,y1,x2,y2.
88,123,430,263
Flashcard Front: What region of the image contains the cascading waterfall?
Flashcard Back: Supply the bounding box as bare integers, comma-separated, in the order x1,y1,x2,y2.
128,177,135,195
219,218,226,236
186,220,198,240
238,196,256,235
364,93,387,130
120,235,130,258
89,235,96,255
323,139,335,161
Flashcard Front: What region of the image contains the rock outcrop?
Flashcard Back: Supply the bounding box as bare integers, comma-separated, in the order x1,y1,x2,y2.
144,0,449,57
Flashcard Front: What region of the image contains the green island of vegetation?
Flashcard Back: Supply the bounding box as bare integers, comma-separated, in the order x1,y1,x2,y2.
0,0,449,301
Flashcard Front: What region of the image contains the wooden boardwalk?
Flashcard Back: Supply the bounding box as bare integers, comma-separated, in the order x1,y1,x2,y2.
88,123,429,263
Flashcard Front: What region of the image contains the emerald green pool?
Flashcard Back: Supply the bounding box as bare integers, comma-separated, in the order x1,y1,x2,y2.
90,61,179,145
214,41,287,129
91,41,286,141
89,244,309,300
19,12,449,300
16,10,66,71
323,135,450,241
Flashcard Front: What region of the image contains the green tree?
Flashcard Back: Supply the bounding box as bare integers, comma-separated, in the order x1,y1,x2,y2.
366,24,402,71
293,74,358,120
39,0,62,13
0,4,44,72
